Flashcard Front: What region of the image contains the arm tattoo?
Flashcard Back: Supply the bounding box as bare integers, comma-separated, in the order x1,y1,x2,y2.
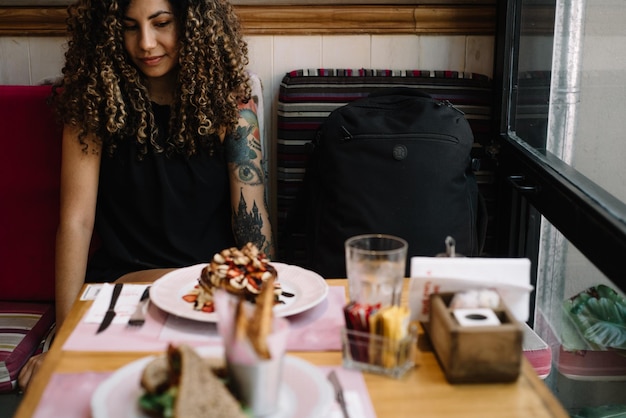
226,109,264,186
227,107,273,256
232,188,266,250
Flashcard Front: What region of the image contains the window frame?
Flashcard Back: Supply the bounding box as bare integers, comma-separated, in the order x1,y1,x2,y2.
493,0,626,294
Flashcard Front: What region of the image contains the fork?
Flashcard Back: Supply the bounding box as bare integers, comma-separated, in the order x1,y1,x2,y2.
328,370,350,418
127,286,150,327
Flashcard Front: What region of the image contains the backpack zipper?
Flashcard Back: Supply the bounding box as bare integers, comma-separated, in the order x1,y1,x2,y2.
341,126,353,141
338,128,459,144
438,99,465,115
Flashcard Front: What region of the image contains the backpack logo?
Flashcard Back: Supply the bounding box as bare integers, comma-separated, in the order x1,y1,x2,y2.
393,144,408,161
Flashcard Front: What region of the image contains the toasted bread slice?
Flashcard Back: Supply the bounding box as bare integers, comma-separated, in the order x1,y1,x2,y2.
246,276,275,359
139,355,171,395
234,298,248,343
140,344,245,418
175,345,246,418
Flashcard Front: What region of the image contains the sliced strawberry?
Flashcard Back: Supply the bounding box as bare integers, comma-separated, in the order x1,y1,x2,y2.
227,267,243,278
182,294,197,303
247,276,260,290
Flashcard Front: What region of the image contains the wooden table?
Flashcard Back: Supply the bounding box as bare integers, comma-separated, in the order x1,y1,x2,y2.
14,279,569,418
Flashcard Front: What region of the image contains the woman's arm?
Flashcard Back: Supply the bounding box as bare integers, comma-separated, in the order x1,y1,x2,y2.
224,99,275,257
18,125,101,390
55,125,102,326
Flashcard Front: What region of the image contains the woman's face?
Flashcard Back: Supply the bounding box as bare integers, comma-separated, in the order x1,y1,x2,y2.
122,0,180,81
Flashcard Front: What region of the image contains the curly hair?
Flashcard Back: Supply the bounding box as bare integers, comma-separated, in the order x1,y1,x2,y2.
52,0,251,158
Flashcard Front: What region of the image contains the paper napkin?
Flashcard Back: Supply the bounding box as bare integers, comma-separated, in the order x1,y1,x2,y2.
83,283,151,325
408,256,534,323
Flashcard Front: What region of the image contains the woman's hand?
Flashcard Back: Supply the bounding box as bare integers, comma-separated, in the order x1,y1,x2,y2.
17,352,48,391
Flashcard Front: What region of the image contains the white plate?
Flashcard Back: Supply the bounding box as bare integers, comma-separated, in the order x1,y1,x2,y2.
150,262,328,322
91,347,334,418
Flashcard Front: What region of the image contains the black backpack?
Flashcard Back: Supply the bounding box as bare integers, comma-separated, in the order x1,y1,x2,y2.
285,89,485,278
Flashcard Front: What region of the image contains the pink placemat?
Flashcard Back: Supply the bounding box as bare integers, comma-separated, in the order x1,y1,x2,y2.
63,286,346,352
32,365,376,418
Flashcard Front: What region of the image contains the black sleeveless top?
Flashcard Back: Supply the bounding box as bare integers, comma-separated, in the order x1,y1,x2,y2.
86,103,235,282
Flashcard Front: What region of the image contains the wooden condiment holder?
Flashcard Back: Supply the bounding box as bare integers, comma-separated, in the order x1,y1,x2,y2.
425,292,523,383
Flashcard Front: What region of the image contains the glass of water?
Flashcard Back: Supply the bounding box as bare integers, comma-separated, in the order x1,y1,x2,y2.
345,234,408,307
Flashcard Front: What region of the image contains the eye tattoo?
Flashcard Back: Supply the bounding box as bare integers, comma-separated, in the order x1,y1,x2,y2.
237,162,263,185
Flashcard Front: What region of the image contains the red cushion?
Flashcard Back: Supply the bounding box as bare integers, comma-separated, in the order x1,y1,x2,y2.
0,85,62,302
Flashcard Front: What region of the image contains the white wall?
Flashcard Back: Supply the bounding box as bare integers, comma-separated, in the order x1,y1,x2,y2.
0,33,494,133
0,34,494,216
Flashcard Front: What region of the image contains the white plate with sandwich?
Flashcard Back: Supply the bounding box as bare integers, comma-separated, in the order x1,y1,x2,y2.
150,262,329,322
90,346,334,418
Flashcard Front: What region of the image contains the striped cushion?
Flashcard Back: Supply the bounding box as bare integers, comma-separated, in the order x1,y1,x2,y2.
0,302,55,392
276,69,494,264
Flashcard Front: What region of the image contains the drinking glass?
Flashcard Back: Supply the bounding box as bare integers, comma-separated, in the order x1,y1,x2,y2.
345,234,408,307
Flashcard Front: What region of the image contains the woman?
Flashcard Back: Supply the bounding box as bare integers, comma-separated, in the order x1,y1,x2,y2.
18,0,272,389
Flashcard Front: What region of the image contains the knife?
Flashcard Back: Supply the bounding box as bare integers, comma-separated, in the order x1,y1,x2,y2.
328,370,350,418
96,283,123,334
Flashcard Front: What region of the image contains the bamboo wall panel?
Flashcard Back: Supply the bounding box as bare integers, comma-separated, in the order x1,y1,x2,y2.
0,5,496,36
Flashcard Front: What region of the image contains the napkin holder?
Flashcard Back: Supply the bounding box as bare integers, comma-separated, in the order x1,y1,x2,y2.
425,292,523,383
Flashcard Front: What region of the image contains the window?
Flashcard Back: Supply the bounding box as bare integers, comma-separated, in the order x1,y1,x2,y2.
496,0,626,293
495,0,626,413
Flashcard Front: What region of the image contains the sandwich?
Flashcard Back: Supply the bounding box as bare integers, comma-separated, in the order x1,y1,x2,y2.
138,344,246,418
